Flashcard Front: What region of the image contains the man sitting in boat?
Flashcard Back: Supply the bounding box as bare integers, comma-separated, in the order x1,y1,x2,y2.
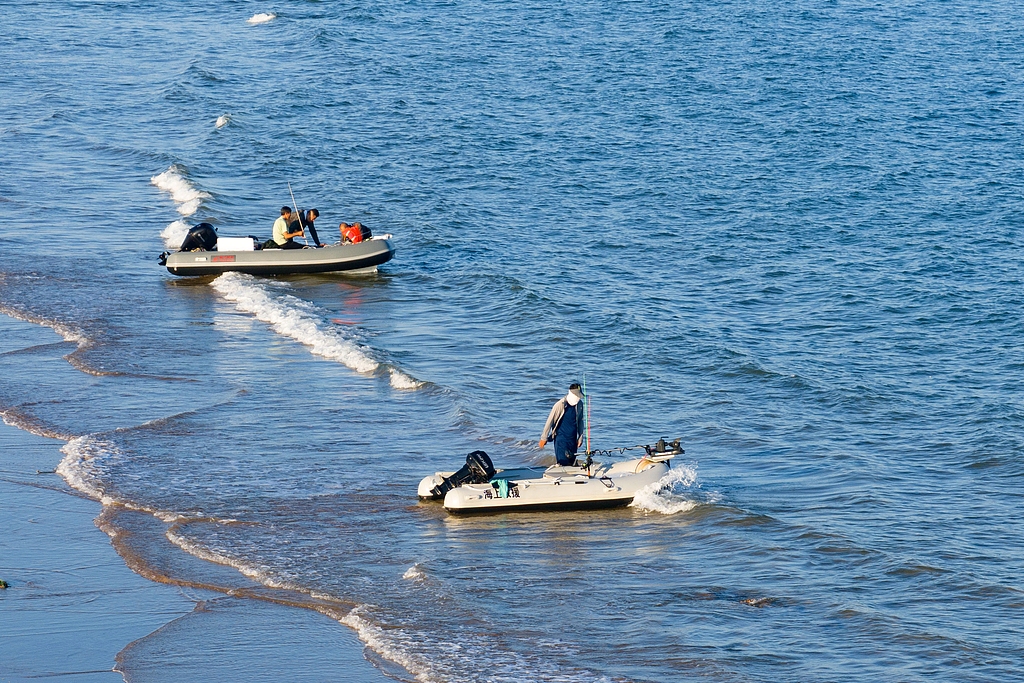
538,383,586,466
264,206,305,249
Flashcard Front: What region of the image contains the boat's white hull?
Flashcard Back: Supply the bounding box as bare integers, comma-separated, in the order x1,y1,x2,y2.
418,457,672,514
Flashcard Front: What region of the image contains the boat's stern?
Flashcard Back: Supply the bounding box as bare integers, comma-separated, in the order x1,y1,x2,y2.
418,473,452,500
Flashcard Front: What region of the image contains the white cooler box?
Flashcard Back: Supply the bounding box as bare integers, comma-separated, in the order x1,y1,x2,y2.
216,237,256,251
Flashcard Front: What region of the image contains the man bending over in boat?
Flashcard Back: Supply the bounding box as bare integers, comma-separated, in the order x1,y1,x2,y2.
539,383,586,466
300,209,324,247
265,206,305,249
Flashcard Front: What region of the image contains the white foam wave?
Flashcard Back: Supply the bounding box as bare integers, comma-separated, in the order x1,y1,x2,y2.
212,273,422,389
390,368,422,390
166,527,309,593
247,12,276,24
151,165,211,218
0,409,74,441
56,435,199,523
0,305,119,377
165,529,236,568
630,463,699,515
341,606,430,682
177,197,202,216
402,564,425,581
340,605,606,683
308,590,339,602
215,114,230,129
0,304,88,347
57,435,122,505
160,219,192,250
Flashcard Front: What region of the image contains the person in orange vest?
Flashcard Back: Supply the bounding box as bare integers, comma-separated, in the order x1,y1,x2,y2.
339,222,363,244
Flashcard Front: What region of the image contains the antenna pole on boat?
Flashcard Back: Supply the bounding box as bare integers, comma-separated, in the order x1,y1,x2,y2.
583,374,591,454
288,182,310,246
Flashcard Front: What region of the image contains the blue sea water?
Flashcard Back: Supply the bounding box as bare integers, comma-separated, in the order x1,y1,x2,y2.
2,1,1023,681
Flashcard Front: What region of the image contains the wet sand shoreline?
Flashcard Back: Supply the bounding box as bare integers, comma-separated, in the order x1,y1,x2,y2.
0,418,197,682
0,313,394,683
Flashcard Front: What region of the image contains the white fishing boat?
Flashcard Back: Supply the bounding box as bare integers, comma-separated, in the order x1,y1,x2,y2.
418,441,682,514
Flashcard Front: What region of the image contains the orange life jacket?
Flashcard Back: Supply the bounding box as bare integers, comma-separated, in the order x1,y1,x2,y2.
341,224,363,244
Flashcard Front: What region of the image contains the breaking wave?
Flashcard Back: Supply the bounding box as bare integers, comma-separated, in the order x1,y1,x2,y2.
389,370,422,390
402,564,426,581
151,166,212,246
0,303,87,347
630,463,700,514
341,607,428,681
0,408,75,441
159,219,192,251
0,304,118,377
164,526,297,589
56,434,189,522
211,272,422,389
57,435,123,505
247,12,276,24
341,605,610,683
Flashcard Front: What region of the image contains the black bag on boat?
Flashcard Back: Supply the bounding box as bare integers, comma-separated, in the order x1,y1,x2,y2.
179,223,218,252
430,450,495,499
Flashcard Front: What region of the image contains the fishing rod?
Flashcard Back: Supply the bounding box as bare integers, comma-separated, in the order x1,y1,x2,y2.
288,182,310,246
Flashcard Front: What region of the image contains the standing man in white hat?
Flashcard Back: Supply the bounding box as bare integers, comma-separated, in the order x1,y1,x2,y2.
539,383,586,466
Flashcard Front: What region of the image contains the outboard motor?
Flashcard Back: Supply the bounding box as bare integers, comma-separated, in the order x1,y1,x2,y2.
430,450,495,499
179,222,218,252
645,438,684,456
